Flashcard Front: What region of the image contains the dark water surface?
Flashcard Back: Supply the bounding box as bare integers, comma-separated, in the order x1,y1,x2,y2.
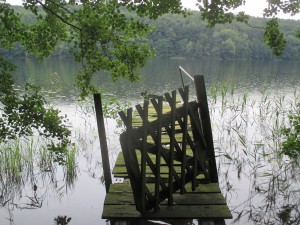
1,58,300,225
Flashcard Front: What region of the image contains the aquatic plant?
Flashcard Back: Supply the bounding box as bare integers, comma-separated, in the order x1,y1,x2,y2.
207,80,300,224
0,138,77,211
0,80,72,165
64,146,77,187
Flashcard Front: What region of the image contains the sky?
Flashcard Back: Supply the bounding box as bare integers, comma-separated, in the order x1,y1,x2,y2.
182,0,266,16
182,0,299,19
5,0,300,19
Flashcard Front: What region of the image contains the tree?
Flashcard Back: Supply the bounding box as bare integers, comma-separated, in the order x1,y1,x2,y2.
1,0,300,162
197,0,300,56
0,0,187,162
197,0,300,157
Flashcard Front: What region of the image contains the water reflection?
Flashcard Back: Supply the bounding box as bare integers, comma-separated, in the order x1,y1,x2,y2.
13,58,300,101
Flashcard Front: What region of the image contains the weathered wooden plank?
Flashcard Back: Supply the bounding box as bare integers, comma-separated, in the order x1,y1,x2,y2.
113,172,206,181
108,183,221,194
140,100,149,213
134,101,183,117
115,149,196,167
179,86,189,194
168,90,176,206
199,220,215,225
154,96,163,211
102,204,232,219
112,166,206,180
194,75,218,183
104,192,227,205
132,118,191,129
129,102,198,140
114,83,230,218
113,165,182,174
132,113,187,124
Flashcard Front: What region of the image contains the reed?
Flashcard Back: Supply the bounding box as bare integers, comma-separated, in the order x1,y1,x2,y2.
207,80,300,224
0,138,77,210
64,146,77,187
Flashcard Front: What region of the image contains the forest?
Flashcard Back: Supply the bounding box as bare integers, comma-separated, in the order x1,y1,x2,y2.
2,5,300,60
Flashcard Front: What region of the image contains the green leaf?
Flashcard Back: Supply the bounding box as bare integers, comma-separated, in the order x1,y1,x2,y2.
263,18,286,56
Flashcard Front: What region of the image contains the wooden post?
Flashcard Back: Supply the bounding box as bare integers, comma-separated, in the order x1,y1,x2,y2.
194,75,219,183
180,86,189,194
168,90,176,206
141,100,149,214
155,96,163,211
93,93,112,192
119,108,145,212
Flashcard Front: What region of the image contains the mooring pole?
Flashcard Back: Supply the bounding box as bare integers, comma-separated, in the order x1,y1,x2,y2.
93,93,112,192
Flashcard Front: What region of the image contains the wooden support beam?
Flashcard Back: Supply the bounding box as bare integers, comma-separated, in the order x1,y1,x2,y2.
168,90,176,206
154,96,163,211
194,75,219,183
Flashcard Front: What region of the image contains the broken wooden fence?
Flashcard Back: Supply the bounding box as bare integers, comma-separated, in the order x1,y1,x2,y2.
118,75,219,214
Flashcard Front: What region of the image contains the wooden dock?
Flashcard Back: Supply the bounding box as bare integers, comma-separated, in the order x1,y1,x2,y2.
104,164,232,221
95,75,232,224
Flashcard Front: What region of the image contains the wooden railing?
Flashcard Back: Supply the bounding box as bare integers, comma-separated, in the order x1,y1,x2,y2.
118,75,218,214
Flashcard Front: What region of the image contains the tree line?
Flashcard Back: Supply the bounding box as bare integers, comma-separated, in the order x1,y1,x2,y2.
2,6,300,61
149,13,300,60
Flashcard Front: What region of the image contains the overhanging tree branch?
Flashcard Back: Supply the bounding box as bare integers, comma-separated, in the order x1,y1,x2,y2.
35,0,81,31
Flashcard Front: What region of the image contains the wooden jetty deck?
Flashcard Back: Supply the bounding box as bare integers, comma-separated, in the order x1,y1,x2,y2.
105,165,231,221
95,75,232,224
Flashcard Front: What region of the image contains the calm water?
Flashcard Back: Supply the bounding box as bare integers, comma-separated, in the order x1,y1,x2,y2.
1,58,300,225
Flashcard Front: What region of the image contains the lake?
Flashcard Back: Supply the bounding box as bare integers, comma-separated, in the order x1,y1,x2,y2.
1,58,300,225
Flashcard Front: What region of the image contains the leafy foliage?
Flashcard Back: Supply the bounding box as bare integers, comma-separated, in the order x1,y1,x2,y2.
1,0,186,96
0,60,71,163
263,18,286,56
281,104,300,159
1,0,300,162
5,9,300,60
195,1,300,160
0,0,187,163
198,0,246,26
197,0,300,56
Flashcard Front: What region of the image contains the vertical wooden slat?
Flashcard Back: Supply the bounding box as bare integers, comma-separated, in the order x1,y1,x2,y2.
187,103,210,181
119,108,142,210
141,100,149,213
180,86,189,194
155,96,163,211
93,93,112,193
168,90,176,206
192,152,198,190
187,104,203,190
194,75,219,183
